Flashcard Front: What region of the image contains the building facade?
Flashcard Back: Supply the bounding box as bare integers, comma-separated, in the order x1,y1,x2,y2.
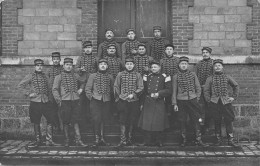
0,0,260,141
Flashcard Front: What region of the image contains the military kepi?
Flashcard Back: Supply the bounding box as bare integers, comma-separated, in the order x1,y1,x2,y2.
179,56,189,63
213,59,223,65
153,26,162,31
98,58,108,64
150,60,160,66
34,59,44,65
83,41,92,48
125,56,135,63
202,47,212,53
64,58,73,64
51,52,61,58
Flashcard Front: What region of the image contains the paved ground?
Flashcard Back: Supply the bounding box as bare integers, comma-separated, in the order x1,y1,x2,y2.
0,140,260,165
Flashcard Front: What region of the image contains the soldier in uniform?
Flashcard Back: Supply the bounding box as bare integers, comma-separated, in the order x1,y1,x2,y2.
85,59,114,146
18,59,58,147
52,58,86,147
121,28,141,63
75,41,98,122
47,52,63,132
138,60,171,147
160,44,179,119
98,29,121,59
195,47,214,133
204,59,239,147
147,26,170,61
172,56,208,147
133,43,153,76
114,57,144,146
105,43,122,79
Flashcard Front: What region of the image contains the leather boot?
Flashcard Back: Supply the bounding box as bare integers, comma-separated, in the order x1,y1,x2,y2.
117,125,127,147
46,124,60,146
63,124,70,147
215,133,222,146
180,132,186,147
126,125,133,146
99,123,108,146
195,130,209,147
143,131,152,146
155,132,163,147
92,135,100,147
228,133,239,147
31,124,42,147
74,123,86,147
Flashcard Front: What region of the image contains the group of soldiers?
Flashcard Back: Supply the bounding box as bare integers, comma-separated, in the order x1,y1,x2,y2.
18,26,239,148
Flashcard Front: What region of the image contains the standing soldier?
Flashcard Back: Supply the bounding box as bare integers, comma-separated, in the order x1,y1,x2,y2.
47,52,63,132
121,28,140,63
85,59,114,147
160,44,179,116
52,58,86,147
138,60,171,147
134,43,153,76
204,59,239,147
195,47,214,133
105,43,122,79
98,29,121,59
75,41,98,122
114,57,144,147
18,59,58,147
172,56,208,147
147,26,170,61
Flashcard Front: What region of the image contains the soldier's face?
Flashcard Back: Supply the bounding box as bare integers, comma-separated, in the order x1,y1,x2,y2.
202,50,211,59
154,30,161,38
35,64,43,72
83,46,93,54
151,64,161,73
105,31,114,40
179,61,188,70
165,47,174,56
214,63,223,72
138,46,146,55
52,57,61,66
107,46,116,55
127,31,135,40
63,63,73,72
99,62,108,71
125,62,135,71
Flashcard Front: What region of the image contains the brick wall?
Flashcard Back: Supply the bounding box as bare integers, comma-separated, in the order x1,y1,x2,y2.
247,0,260,55
77,0,98,56
18,0,82,56
1,0,23,56
172,0,194,55
189,0,252,55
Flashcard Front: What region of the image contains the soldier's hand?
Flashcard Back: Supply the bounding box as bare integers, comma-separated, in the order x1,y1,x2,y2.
131,49,137,54
127,94,134,99
29,93,37,98
153,93,159,99
81,67,86,72
77,89,83,95
143,66,149,72
140,105,143,111
228,97,234,103
174,105,178,112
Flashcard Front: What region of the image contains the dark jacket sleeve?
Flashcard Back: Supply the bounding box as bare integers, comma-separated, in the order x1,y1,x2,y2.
193,72,201,99
158,75,172,98
85,73,95,100
203,76,212,102
113,72,121,102
171,74,178,105
227,75,239,99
